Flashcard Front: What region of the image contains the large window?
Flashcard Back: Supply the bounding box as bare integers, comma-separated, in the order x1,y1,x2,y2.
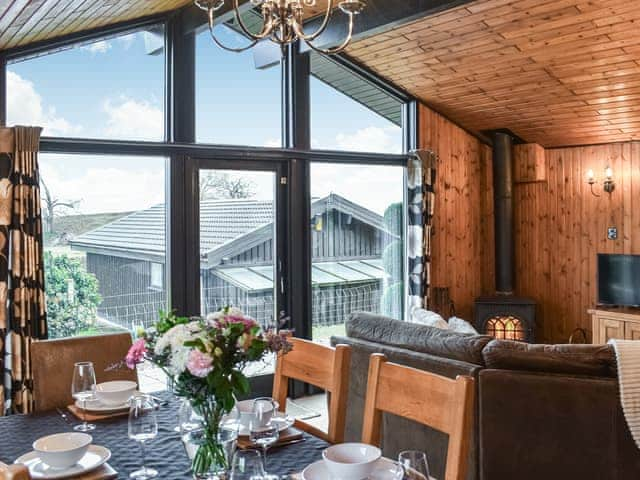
196,19,282,147
310,163,406,343
7,27,165,141
310,53,403,153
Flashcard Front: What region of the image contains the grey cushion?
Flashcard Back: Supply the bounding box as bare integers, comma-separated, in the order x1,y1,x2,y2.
346,312,492,365
482,340,617,378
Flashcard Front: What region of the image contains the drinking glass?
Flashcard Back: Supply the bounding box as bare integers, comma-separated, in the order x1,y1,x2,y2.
398,450,430,480
229,450,265,480
128,394,159,479
249,398,279,471
71,361,97,432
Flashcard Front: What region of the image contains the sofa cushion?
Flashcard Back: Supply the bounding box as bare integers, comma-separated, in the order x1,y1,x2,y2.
482,340,617,377
346,312,492,365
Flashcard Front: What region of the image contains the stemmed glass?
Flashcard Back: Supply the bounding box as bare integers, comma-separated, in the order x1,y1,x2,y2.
398,450,430,480
128,394,159,479
229,450,265,480
249,398,279,471
71,361,97,432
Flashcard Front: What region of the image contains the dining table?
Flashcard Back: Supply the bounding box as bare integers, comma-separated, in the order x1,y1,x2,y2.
0,392,330,479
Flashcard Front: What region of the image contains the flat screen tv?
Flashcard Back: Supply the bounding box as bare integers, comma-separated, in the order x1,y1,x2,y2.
597,254,640,307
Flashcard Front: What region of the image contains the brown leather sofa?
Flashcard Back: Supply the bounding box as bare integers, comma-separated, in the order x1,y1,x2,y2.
332,312,640,480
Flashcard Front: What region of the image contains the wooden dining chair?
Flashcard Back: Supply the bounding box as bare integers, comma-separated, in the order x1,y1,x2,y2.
31,332,138,412
272,338,351,444
362,353,474,480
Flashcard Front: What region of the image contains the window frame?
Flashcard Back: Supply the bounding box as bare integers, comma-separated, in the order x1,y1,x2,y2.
0,10,418,340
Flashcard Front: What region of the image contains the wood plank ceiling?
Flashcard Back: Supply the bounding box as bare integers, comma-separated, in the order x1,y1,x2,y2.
0,0,331,51
347,0,640,147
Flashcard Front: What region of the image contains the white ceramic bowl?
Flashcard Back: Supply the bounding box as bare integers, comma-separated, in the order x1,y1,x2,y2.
32,433,92,469
236,399,280,428
322,443,382,480
95,380,137,406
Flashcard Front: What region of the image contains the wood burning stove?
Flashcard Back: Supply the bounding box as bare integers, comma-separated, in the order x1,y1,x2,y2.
474,131,537,342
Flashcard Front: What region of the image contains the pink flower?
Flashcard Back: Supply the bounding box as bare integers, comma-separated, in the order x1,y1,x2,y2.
126,338,147,369
187,349,214,378
216,315,259,333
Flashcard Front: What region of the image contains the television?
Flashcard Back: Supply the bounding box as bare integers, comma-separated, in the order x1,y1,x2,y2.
597,254,640,307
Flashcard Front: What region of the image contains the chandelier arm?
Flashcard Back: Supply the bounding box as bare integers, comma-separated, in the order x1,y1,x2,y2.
208,20,259,52
303,13,354,55
290,0,334,42
231,0,274,40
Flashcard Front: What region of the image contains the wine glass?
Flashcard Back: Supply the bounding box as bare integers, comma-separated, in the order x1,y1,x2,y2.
71,361,97,432
128,394,159,479
229,449,265,480
398,450,430,480
249,398,279,471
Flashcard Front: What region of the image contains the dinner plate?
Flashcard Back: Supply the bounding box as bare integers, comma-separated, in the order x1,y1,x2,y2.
74,395,133,413
15,445,111,479
302,457,404,480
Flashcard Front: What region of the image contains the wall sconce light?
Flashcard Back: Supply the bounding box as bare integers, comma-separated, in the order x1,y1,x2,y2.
586,166,615,197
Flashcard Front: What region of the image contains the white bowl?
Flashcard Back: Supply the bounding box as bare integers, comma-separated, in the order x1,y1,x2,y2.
95,380,137,406
322,443,382,480
236,399,280,427
32,433,92,469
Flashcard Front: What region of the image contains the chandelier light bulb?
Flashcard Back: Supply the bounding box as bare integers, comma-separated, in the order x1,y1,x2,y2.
605,165,613,179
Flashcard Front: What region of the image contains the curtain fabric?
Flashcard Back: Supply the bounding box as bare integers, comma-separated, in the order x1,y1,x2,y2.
0,126,46,416
407,150,437,312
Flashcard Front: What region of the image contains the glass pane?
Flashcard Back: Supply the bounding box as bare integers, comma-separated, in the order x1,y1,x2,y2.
8,27,165,141
40,153,167,391
310,52,403,153
198,169,277,376
310,163,406,343
196,17,282,147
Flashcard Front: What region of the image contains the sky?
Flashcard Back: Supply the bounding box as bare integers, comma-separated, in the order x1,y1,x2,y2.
7,25,403,216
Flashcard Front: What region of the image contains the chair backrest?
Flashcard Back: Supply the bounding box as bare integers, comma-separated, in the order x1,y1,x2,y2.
362,353,474,480
31,332,138,412
272,337,351,444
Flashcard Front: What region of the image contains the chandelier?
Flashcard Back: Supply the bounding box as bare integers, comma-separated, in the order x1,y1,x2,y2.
194,0,366,55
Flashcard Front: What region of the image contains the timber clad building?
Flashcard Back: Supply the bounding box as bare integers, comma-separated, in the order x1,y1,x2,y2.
70,194,396,330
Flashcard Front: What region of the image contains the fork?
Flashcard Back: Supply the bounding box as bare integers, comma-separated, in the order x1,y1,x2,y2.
56,407,74,427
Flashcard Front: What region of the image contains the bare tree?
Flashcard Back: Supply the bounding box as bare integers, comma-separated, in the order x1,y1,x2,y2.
40,178,80,233
199,172,256,200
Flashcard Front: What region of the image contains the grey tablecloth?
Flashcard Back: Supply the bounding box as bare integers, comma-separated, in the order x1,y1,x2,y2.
0,393,329,479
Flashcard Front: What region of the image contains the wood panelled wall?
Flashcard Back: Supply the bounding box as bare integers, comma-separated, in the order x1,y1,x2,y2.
515,142,640,343
419,105,494,321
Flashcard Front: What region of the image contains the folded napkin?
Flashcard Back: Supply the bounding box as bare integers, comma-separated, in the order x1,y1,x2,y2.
67,404,129,422
237,427,304,450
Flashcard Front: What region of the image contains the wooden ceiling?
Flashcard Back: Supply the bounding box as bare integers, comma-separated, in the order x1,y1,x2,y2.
0,0,333,51
347,0,640,147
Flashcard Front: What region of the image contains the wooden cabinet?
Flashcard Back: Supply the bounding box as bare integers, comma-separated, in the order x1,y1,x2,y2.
589,308,640,343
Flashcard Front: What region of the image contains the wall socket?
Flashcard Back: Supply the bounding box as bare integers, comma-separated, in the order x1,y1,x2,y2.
608,227,618,240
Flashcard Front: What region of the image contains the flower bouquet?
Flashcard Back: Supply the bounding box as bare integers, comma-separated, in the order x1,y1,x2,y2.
125,307,292,478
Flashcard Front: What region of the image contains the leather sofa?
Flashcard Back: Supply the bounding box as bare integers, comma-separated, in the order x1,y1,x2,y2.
332,312,640,480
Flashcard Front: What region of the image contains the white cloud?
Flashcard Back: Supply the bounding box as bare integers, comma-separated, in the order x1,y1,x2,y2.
263,138,281,148
40,158,165,214
81,40,111,54
103,97,163,141
334,126,403,154
6,71,81,136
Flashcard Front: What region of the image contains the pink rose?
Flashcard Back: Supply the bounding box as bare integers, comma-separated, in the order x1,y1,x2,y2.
187,349,214,378
125,338,147,369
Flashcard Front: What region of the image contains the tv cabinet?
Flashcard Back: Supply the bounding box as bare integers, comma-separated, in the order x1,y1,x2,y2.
589,307,640,344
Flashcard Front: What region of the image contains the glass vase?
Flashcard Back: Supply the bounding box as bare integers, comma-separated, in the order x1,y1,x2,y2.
180,399,239,480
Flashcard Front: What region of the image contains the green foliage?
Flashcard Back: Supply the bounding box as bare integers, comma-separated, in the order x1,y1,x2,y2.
156,310,190,334
380,281,403,320
44,252,102,339
382,240,403,282
383,202,403,236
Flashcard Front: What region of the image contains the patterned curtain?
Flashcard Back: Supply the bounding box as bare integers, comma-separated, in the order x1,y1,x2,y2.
0,126,46,416
407,150,437,312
